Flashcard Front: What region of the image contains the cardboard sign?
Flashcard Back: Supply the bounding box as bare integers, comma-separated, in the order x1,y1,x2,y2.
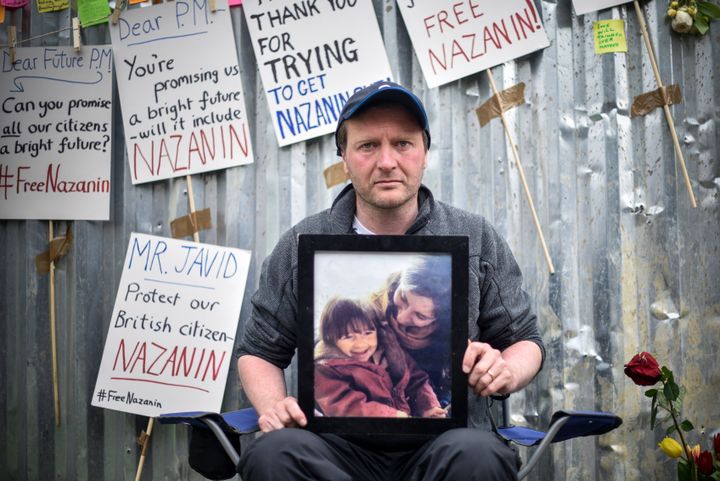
594,19,627,54
572,0,631,15
92,233,252,417
110,0,254,184
36,0,68,14
77,0,110,27
243,0,393,147
0,0,29,8
397,0,550,88
0,46,113,220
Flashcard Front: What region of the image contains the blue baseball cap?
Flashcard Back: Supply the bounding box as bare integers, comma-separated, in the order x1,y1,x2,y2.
335,81,431,156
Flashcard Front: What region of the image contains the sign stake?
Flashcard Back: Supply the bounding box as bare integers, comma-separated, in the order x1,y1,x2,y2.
186,175,200,243
486,69,555,274
49,220,61,425
134,418,155,481
632,0,696,208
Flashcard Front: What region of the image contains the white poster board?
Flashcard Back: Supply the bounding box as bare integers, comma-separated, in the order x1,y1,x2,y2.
397,0,550,88
110,0,254,184
92,233,251,417
0,46,113,220
572,0,631,15
242,0,393,146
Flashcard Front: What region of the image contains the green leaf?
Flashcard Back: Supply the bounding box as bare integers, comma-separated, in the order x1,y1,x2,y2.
666,424,678,435
662,366,674,383
678,460,691,481
671,381,681,399
694,14,710,35
698,1,720,19
645,388,658,397
664,381,680,402
680,420,694,431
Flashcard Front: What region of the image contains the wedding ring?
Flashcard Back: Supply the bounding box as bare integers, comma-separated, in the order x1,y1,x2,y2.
487,370,496,382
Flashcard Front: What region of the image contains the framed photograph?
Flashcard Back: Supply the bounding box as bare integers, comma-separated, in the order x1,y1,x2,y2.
298,234,468,436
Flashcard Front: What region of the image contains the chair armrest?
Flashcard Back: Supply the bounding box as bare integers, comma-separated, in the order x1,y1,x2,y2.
514,416,570,480
158,408,260,480
202,417,241,467
498,411,622,480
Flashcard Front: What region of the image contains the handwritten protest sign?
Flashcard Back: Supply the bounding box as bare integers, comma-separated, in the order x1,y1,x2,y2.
594,19,627,54
36,0,68,14
92,233,252,417
0,0,29,8
78,0,110,27
242,0,393,146
572,0,630,15
0,46,113,220
397,0,550,88
110,0,254,184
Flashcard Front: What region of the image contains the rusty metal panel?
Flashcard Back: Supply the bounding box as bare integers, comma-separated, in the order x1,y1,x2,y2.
1,1,719,480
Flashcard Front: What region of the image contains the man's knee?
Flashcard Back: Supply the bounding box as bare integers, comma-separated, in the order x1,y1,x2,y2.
434,428,506,452
240,429,315,476
426,429,519,479
242,428,316,461
240,429,353,481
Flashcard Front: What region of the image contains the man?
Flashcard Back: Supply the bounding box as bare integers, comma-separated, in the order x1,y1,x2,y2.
236,81,544,480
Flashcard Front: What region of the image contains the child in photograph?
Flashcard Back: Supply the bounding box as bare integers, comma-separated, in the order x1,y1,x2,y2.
314,296,446,418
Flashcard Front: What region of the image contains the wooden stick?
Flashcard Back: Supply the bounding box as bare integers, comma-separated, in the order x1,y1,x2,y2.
632,0,697,208
49,220,61,426
185,175,200,243
134,418,155,481
486,70,555,274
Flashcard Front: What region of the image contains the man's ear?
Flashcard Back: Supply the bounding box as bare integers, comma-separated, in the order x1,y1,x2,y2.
342,157,350,175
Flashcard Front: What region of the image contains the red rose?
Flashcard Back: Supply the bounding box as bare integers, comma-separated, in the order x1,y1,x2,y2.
623,352,662,386
714,433,720,460
697,451,714,475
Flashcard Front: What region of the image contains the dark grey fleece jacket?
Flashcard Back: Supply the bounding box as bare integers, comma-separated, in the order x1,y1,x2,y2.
236,184,545,370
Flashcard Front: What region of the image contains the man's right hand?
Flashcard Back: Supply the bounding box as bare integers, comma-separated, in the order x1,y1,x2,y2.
258,396,307,432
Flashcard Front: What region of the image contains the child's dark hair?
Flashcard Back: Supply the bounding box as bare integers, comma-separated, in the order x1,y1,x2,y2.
320,297,382,346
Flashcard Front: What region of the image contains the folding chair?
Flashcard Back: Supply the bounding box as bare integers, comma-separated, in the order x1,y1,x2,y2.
159,404,622,480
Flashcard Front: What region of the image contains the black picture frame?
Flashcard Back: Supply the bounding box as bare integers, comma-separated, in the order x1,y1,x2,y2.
298,234,468,436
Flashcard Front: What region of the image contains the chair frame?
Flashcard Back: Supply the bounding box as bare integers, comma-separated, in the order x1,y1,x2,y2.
160,402,622,481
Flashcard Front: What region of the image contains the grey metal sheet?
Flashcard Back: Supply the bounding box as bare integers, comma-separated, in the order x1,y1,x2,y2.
1,1,718,480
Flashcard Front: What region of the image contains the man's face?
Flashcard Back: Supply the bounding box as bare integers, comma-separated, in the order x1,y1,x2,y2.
342,105,427,211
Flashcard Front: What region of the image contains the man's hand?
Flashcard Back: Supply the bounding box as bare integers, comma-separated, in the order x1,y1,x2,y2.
238,356,309,433
258,396,307,432
463,341,513,397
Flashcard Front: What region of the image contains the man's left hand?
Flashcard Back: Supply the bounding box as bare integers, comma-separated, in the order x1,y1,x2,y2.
463,341,513,397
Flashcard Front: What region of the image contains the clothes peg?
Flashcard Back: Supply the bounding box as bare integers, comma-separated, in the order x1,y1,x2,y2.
72,17,81,51
112,0,126,25
7,25,16,64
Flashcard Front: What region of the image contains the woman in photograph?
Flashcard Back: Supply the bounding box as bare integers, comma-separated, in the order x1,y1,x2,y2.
372,256,453,408
314,296,446,418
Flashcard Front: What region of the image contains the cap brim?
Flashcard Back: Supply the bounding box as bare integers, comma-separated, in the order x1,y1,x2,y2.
340,86,428,130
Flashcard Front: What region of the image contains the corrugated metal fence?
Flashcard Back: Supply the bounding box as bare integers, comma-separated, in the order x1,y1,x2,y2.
1,0,719,480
